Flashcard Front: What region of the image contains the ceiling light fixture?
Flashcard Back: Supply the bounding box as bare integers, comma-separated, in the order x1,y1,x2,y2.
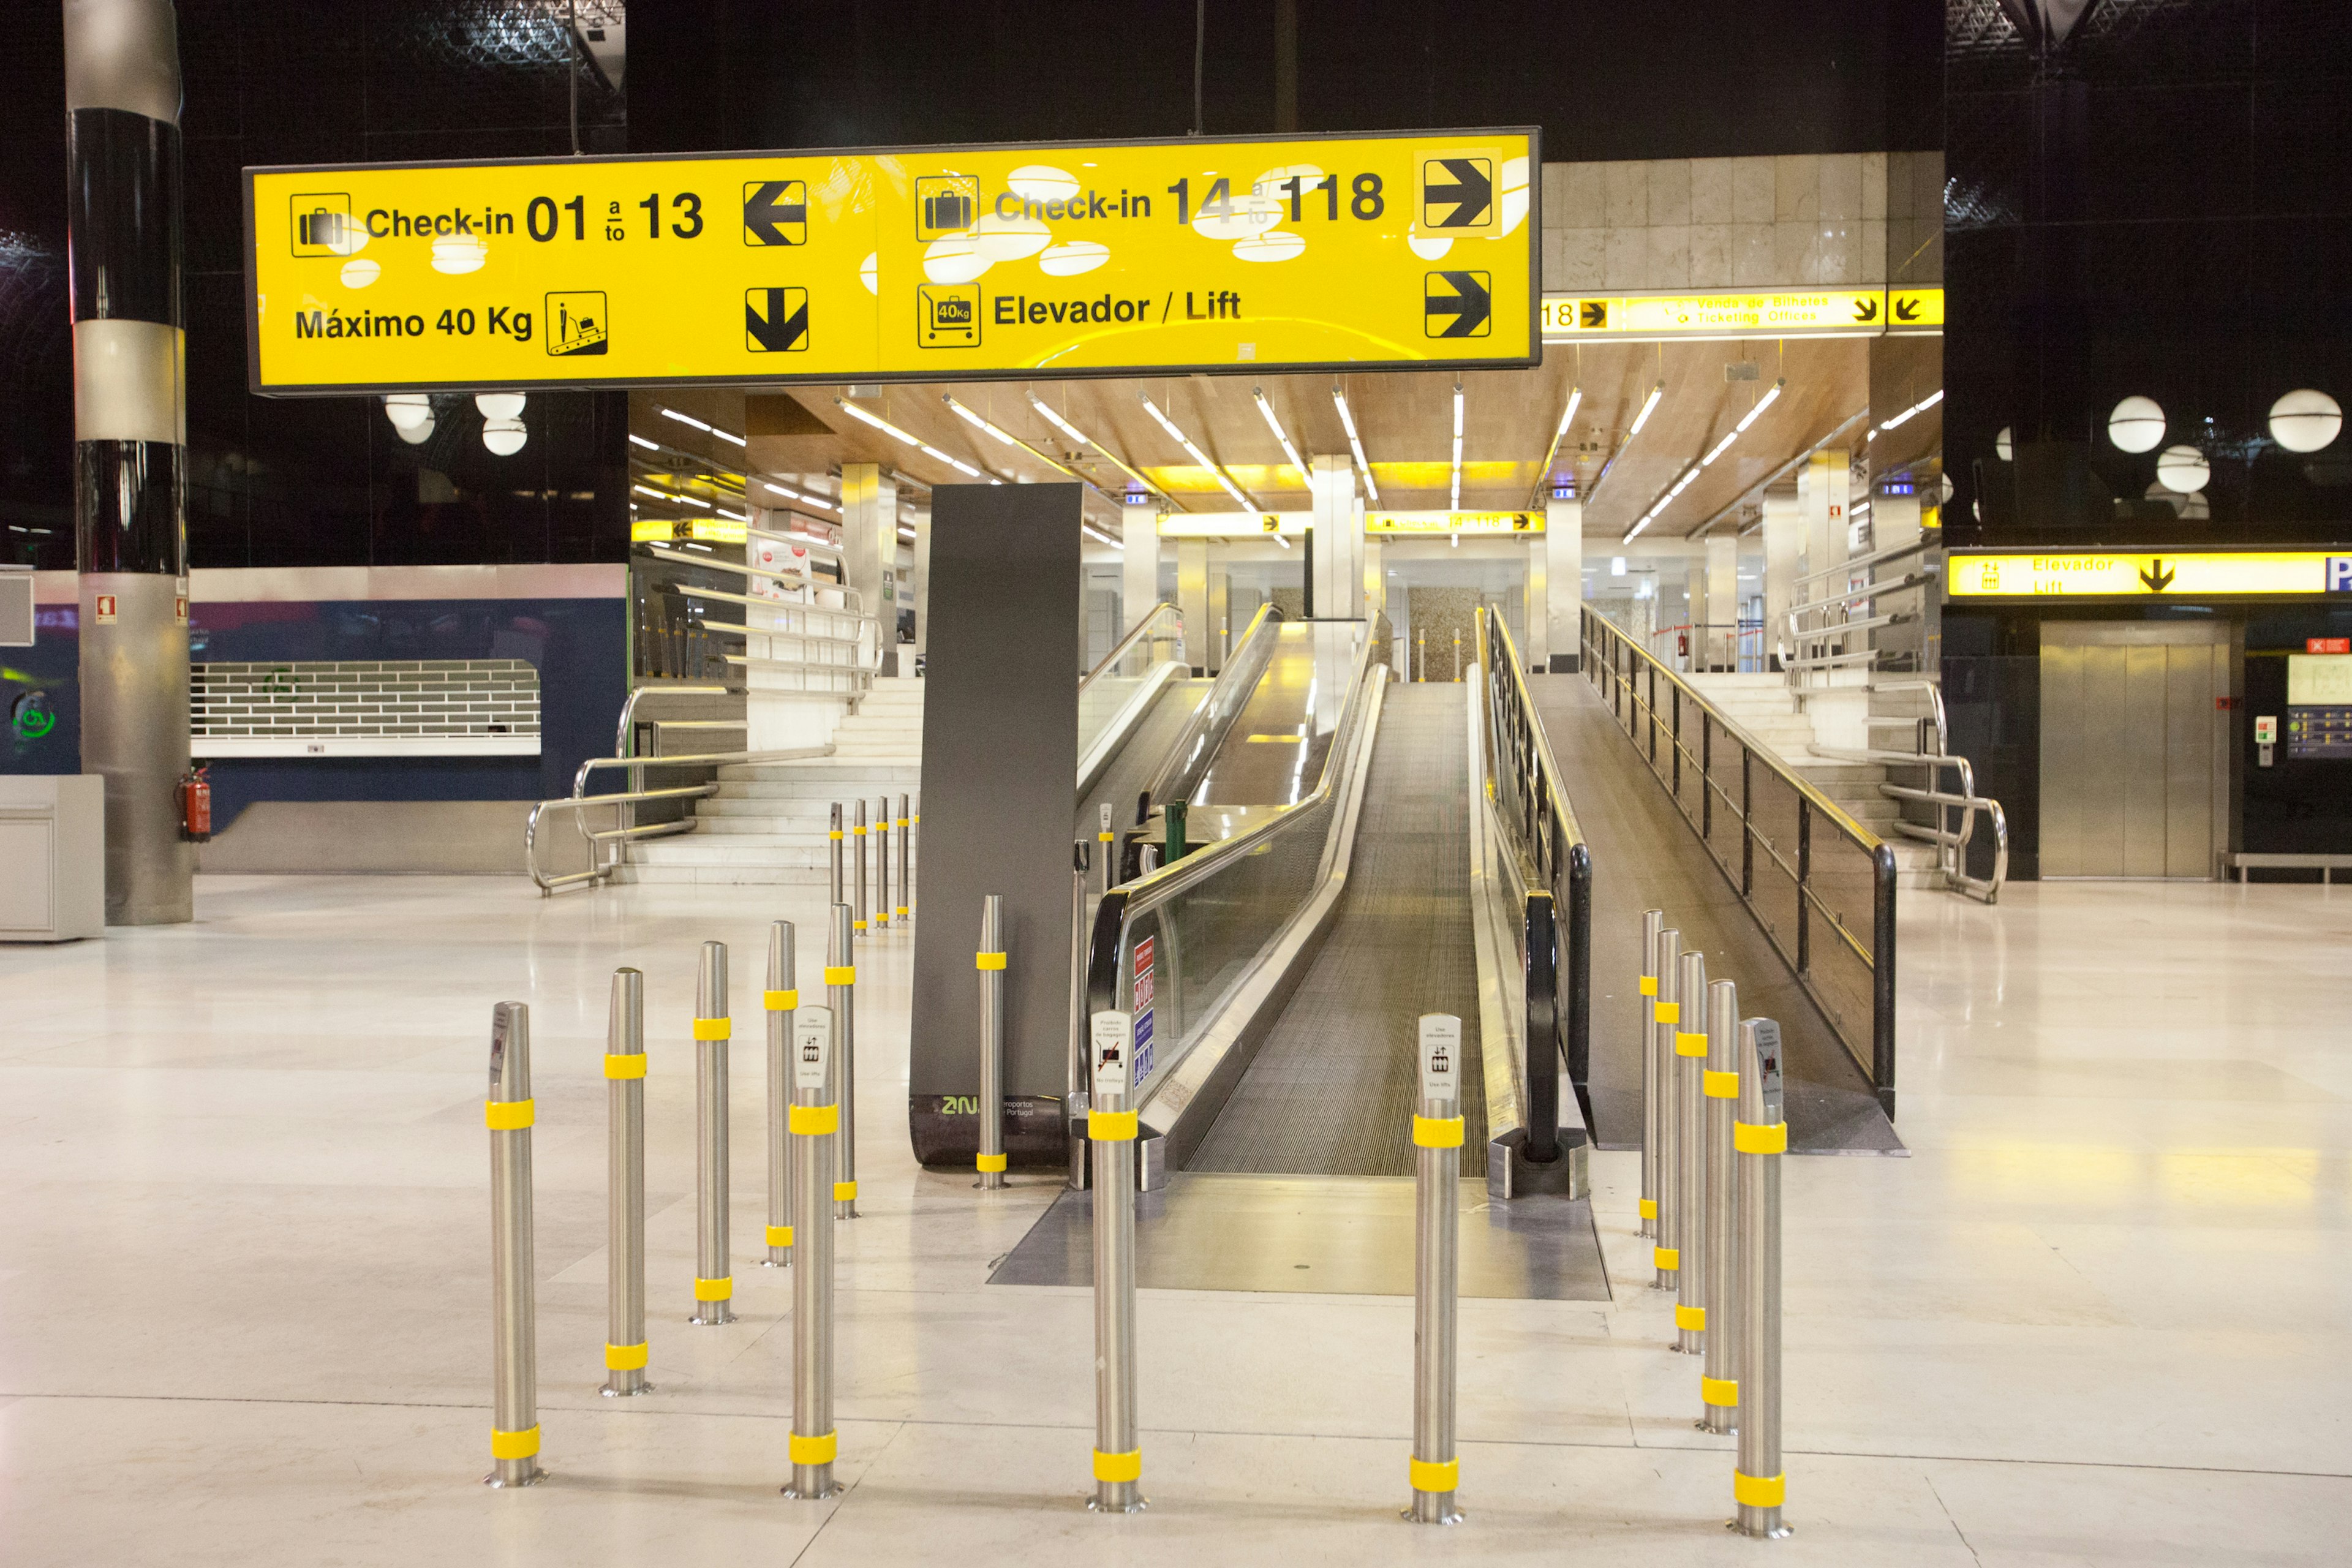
1140,394,1253,510
1528,385,1582,503
1450,383,1465,511
1733,378,1784,434
627,432,659,451
836,398,983,478
1025,393,1166,503
633,481,710,510
1627,381,1665,438
1330,384,1382,505
1879,388,1944,433
1622,462,1702,545
1251,387,1310,489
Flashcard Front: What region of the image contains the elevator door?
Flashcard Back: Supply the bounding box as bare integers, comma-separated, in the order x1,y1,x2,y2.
2040,622,2229,878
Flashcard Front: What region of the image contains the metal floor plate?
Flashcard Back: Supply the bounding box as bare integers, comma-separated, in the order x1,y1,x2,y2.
988,1172,1610,1300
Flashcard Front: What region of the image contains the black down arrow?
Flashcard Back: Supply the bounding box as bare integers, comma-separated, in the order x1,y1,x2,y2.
1424,159,1493,227
2140,557,2176,592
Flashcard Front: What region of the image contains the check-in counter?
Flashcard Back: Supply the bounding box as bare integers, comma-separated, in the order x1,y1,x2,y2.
0,777,105,941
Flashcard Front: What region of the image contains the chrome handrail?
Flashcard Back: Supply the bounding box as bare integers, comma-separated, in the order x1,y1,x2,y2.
527,783,718,893
1080,601,1185,697
1137,601,1284,819
1792,533,1933,589
573,746,831,799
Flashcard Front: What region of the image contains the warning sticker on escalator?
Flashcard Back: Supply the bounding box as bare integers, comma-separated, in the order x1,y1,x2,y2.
1133,936,1156,1086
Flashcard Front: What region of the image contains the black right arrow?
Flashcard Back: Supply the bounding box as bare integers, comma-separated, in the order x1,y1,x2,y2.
1424,158,1493,227
742,179,807,246
1425,270,1491,338
1853,296,1879,322
2141,557,2176,592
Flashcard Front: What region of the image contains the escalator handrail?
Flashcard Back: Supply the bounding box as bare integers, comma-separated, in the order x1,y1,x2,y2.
1086,616,1387,1017
1135,601,1286,818
1079,600,1186,696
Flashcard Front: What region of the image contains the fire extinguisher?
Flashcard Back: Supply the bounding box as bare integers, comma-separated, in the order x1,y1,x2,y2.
1677,631,1690,657
179,766,213,843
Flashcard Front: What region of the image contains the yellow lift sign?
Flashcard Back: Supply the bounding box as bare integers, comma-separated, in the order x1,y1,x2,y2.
245,130,1538,393
1948,551,2352,599
1540,287,1943,340
1158,510,1542,538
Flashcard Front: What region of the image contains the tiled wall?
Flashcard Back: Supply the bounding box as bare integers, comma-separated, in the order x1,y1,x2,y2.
1541,152,1944,293
191,660,541,744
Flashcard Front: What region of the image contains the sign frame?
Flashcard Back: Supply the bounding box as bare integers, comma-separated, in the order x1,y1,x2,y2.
1947,549,2352,602
242,126,1542,398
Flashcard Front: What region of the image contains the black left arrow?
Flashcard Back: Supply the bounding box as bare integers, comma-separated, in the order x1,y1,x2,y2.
2140,557,2176,592
1425,270,1491,338
1425,159,1493,228
743,180,807,246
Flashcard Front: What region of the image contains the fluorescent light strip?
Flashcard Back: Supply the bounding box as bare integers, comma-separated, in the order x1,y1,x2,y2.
1025,393,1163,502
944,394,1085,481
1330,385,1382,505
1733,379,1784,434
1140,395,1254,510
715,508,748,522
835,398,983,479
1627,382,1664,438
1530,385,1583,501
1450,384,1464,511
1251,388,1310,488
757,480,838,514
628,433,659,451
633,481,710,510
1879,388,1944,432
1622,463,1702,544
1700,430,1740,467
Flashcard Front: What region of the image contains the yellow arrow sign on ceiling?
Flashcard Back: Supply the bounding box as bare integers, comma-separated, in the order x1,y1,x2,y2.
1539,287,1945,341
247,130,1538,394
1947,551,2352,598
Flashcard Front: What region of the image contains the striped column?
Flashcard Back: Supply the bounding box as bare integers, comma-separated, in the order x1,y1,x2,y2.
66,0,192,924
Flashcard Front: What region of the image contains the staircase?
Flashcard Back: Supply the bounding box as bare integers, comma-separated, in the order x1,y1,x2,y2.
613,680,923,888
1683,673,1942,888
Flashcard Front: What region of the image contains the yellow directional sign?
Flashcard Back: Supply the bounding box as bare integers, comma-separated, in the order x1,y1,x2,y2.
1156,510,1542,538
1539,288,1946,341
1947,551,2352,599
245,130,1538,394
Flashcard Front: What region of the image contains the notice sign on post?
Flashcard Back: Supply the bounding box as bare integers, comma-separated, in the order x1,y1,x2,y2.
244,129,1538,394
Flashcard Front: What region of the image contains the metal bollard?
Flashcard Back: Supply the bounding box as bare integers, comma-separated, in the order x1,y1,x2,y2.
1701,977,1740,1433
1098,802,1115,897
486,1001,544,1485
782,1000,842,1499
875,796,891,929
1066,838,1092,1191
763,922,797,1268
1406,1014,1464,1525
691,941,735,1324
854,801,869,935
1674,948,1709,1355
1652,927,1683,1291
1087,1009,1145,1513
829,802,845,907
1638,908,1664,1239
896,793,913,922
827,905,859,1219
603,971,652,1395
976,894,1008,1189
1734,1018,1790,1539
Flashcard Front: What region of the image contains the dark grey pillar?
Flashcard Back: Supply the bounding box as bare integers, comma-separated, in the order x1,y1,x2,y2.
66,0,192,924
907,483,1082,1167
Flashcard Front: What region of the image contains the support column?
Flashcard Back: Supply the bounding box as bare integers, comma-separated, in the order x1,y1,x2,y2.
1800,451,1850,594
840,464,898,677
1761,492,1801,670
1363,537,1385,619
1542,497,1583,671
1121,499,1159,636
910,501,932,671
1308,455,1361,620
1176,540,1209,674
68,0,190,925
1704,533,1738,671
1205,568,1229,674
1686,561,1706,668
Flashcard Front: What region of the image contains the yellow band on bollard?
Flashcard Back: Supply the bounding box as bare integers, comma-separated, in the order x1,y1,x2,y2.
1734,1121,1789,1155
790,1431,838,1466
1676,1304,1706,1331
484,1098,535,1129
895,906,910,916
692,1017,731,1040
829,829,843,840
1702,1376,1740,1408
825,965,856,985
767,1224,793,1247
490,1425,541,1460
1654,1246,1680,1269
854,825,867,835
1655,1001,1679,1023
853,919,869,931
1088,1109,1139,1141
695,1276,732,1301
1704,1069,1739,1098
1098,831,1114,842
789,1104,839,1136
606,1341,649,1371
975,951,1006,970
1093,1448,1142,1483
976,1152,1007,1172
604,1052,647,1079
1675,1030,1708,1057
895,818,907,828
1639,1198,1658,1219
833,1181,858,1201
1639,975,1657,996
1733,1471,1785,1508
1408,1455,1460,1493
913,815,920,824
1412,1114,1466,1148
766,989,799,1011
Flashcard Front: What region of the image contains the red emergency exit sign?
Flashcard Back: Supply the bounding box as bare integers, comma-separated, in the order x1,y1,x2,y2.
2307,638,2350,653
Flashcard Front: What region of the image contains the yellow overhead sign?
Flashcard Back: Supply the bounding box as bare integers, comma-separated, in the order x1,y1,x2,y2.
1947,551,2352,599
1156,510,1542,538
1540,287,1944,341
246,130,1538,393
